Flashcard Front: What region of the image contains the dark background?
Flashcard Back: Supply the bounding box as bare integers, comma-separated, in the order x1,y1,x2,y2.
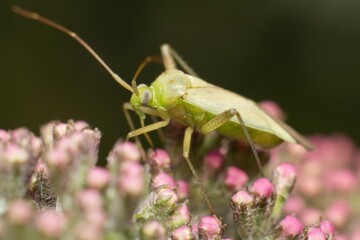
1,0,360,160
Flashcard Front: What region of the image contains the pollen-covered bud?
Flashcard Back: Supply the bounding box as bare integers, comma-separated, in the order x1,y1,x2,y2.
87,167,110,189
251,178,275,198
108,141,141,163
230,190,254,239
133,187,178,222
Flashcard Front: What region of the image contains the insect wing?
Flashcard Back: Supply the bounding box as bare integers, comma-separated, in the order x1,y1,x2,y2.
183,75,311,149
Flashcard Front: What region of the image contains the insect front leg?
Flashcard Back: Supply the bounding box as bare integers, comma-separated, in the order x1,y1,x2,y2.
125,118,171,141
183,127,215,215
200,109,264,175
123,102,154,149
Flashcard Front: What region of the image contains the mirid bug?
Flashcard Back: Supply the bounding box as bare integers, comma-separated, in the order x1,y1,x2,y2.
12,6,313,214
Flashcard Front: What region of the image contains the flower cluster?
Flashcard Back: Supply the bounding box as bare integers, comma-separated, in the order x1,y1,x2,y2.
0,117,358,239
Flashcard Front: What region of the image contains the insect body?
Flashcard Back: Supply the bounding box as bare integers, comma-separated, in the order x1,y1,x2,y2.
12,5,313,214
130,68,312,149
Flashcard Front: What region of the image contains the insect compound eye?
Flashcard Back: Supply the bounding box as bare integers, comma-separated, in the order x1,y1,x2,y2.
141,90,152,106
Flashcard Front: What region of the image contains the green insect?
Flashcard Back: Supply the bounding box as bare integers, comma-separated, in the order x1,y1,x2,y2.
12,6,313,214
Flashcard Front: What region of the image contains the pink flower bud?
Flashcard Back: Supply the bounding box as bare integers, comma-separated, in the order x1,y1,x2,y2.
203,149,224,173
148,149,171,171
176,180,189,201
7,199,33,225
3,144,29,164
142,220,166,239
172,226,193,240
84,208,107,227
87,167,110,189
251,178,274,198
118,162,145,196
152,172,176,190
0,130,11,142
75,222,103,240
170,203,191,227
307,228,326,240
300,208,322,226
320,220,335,236
231,190,253,205
35,210,67,238
158,188,178,206
259,100,285,121
198,216,222,239
76,189,103,210
110,142,141,163
279,215,303,237
325,169,356,193
224,166,248,192
325,200,350,228
45,149,70,168
283,196,305,215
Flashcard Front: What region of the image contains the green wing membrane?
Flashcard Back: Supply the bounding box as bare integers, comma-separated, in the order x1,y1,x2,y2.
183,75,312,149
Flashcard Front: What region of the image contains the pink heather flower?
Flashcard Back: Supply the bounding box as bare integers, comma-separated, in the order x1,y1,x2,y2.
74,222,103,240
45,149,70,169
231,190,253,205
3,144,29,164
172,225,193,240
259,100,285,121
35,210,67,238
158,188,178,206
272,163,297,195
300,208,322,226
251,178,274,198
319,220,335,236
170,203,191,227
280,215,303,237
283,196,305,215
111,142,141,163
198,216,222,239
176,180,189,201
203,149,224,173
224,166,248,192
296,173,322,197
142,220,166,239
76,189,103,210
118,162,144,196
152,172,176,190
84,208,107,227
325,200,350,228
53,123,69,139
325,169,357,193
0,129,11,142
7,199,33,225
72,121,89,131
87,167,110,189
148,149,171,171
307,227,326,240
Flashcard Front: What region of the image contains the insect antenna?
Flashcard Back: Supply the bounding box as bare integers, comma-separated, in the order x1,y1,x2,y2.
131,56,163,96
11,5,134,93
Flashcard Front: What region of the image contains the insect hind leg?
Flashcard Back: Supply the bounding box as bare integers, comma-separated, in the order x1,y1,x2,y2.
183,126,216,215
200,109,264,176
160,44,199,77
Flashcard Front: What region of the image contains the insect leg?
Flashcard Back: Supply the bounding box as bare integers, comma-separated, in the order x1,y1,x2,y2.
126,119,171,141
200,109,264,176
123,103,154,149
183,127,215,215
160,44,198,77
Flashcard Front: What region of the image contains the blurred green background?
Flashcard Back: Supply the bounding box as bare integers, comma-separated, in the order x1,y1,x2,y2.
1,0,360,160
